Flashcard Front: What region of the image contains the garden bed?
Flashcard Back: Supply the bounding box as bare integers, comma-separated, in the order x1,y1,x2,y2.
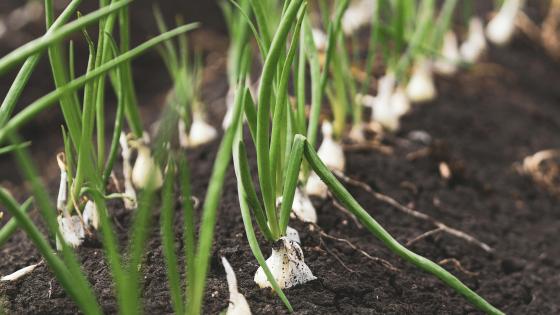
0,1,560,314
1,20,559,313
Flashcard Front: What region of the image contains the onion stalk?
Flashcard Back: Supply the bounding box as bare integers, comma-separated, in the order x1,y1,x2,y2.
0,197,32,248
155,9,218,148
220,0,252,130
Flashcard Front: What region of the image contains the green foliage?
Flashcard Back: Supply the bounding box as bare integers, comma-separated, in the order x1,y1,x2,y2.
0,2,198,313
0,1,504,314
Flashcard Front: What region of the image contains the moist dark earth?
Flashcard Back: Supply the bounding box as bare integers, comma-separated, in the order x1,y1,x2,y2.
1,2,560,315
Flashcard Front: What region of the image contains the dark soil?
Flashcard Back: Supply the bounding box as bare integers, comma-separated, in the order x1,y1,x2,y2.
2,2,560,315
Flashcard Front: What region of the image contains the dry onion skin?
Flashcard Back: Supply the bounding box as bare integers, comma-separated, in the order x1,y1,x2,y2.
254,237,316,289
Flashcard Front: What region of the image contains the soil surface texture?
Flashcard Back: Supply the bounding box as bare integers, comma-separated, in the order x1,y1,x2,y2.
1,2,560,315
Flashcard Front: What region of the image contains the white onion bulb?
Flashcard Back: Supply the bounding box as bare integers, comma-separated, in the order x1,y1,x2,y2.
372,73,399,131
305,171,328,199
460,17,486,63
305,121,345,199
254,237,316,289
312,27,327,51
292,188,317,223
132,143,163,190
391,85,411,116
317,121,345,172
406,59,437,103
348,122,366,144
277,187,317,223
181,113,218,148
342,0,376,35
486,0,525,46
433,31,461,76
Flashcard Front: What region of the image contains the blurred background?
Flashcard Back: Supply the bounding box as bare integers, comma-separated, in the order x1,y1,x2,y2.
0,0,556,184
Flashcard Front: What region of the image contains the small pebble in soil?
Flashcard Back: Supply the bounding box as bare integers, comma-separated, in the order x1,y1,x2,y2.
407,130,432,145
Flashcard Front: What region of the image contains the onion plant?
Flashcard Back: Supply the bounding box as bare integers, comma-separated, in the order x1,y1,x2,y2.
312,0,416,137
300,0,351,201
230,1,504,314
155,7,218,149
339,0,459,133
231,1,313,309
324,0,460,134
406,0,458,103
310,0,379,143
0,0,137,247
366,0,432,128
0,1,509,314
369,0,427,129
1,125,165,315
157,67,245,315
0,5,198,314
41,0,192,247
219,0,252,129
307,0,379,163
